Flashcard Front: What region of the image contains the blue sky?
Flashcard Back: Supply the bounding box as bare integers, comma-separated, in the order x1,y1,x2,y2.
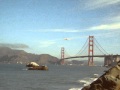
0,0,120,58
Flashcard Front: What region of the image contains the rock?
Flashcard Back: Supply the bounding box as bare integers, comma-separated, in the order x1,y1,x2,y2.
82,61,120,90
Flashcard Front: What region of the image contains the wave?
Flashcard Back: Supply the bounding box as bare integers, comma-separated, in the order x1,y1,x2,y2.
69,87,82,90
69,74,99,90
79,74,98,86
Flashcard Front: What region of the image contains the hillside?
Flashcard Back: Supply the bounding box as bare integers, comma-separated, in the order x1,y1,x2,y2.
0,47,59,64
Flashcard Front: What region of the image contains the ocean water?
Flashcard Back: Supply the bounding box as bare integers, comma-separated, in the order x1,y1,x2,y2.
0,64,107,90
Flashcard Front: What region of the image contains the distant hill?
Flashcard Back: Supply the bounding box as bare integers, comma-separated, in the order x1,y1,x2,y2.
0,47,59,64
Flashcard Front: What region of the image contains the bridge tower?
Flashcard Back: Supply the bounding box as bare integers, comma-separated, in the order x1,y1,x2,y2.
88,36,94,66
61,47,64,65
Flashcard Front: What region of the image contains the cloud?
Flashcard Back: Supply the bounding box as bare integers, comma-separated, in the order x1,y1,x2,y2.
28,29,82,33
106,15,120,22
89,23,120,30
39,41,56,47
51,29,81,33
94,31,119,38
64,38,72,40
0,43,29,48
83,0,120,10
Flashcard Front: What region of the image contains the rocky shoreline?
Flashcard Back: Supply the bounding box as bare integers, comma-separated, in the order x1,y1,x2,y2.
82,61,120,90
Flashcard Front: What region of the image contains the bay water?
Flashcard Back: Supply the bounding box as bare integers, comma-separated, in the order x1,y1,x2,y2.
0,64,107,90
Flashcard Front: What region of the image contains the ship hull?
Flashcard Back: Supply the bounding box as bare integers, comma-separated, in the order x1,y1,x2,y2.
28,66,48,70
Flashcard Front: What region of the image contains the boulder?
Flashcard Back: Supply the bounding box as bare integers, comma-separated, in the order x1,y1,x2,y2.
82,61,120,90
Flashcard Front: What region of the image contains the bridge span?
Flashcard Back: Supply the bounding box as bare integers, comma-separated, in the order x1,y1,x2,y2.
64,55,120,59
60,36,120,66
63,55,120,66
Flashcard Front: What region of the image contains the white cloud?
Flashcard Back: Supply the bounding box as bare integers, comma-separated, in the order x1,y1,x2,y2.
28,29,82,33
64,38,72,40
89,23,120,30
94,31,119,38
83,0,120,10
39,41,56,47
51,29,81,33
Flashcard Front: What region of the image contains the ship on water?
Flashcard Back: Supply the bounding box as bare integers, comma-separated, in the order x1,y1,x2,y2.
26,62,48,70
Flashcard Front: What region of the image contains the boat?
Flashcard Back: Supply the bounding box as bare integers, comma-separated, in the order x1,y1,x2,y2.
26,62,39,67
26,62,48,70
28,65,48,70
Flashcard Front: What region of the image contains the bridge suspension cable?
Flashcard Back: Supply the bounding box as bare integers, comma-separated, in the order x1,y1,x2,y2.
75,37,89,56
94,37,109,55
64,49,71,58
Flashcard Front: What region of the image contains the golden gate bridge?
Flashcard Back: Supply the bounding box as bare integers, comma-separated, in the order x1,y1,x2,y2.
60,36,120,66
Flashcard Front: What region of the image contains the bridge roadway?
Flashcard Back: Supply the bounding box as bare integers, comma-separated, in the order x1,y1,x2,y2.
63,54,120,59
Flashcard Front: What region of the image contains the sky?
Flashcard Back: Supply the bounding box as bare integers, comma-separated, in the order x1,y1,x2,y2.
0,0,120,58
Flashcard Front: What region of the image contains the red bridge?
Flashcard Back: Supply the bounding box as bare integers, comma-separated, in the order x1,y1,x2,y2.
60,36,120,66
